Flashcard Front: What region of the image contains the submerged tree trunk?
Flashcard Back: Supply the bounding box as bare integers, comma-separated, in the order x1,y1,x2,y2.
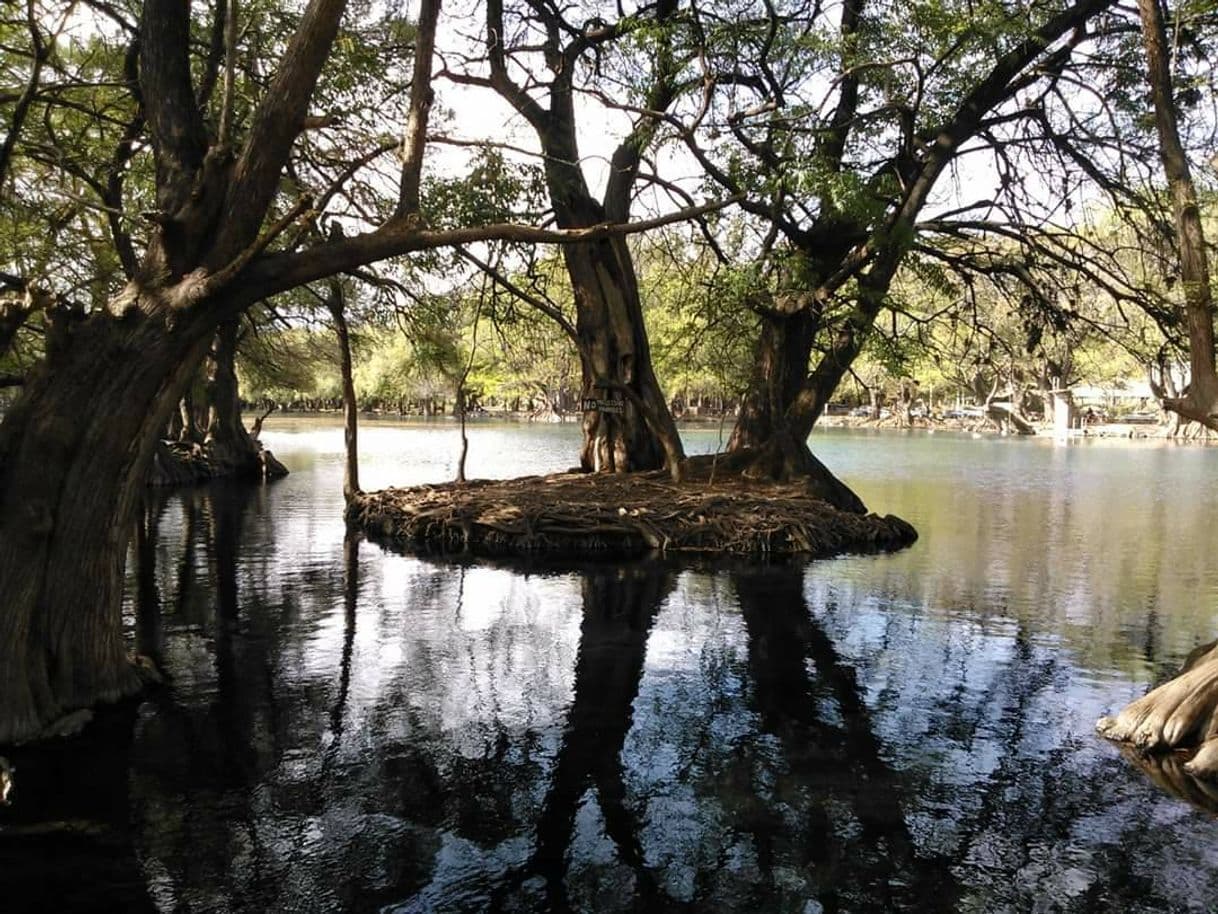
0,310,210,743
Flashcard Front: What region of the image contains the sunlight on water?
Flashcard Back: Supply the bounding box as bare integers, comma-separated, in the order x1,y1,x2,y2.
7,418,1218,912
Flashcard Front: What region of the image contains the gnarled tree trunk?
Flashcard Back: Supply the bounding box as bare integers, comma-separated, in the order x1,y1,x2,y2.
0,309,211,743
564,237,680,473
722,288,866,513
1098,641,1218,778
152,318,288,485
727,305,818,453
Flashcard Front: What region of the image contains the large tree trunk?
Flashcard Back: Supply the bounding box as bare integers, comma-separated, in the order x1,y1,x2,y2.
1138,0,1218,426
0,310,210,744
564,237,682,473
484,0,684,475
177,382,205,444
727,306,818,452
721,297,865,512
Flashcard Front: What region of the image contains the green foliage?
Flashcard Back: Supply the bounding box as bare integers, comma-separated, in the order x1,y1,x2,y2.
423,149,546,229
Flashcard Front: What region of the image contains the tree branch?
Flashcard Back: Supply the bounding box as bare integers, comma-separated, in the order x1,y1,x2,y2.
397,0,442,216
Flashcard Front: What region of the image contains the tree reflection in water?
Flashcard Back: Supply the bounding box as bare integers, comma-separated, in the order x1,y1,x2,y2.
5,474,1218,912
732,566,959,911
491,566,675,911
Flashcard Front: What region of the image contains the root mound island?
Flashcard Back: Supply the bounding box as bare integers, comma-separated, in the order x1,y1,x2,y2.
347,461,917,560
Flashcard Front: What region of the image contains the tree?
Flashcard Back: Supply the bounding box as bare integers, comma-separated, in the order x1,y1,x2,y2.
446,0,689,473
1137,0,1218,428
1096,0,1218,777
0,0,723,743
667,0,1120,483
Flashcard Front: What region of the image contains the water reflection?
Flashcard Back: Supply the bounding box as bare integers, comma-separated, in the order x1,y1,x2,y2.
5,427,1218,911
733,567,959,911
0,693,154,912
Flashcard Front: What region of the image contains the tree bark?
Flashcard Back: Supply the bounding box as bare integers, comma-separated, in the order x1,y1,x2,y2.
565,237,682,473
0,310,211,743
205,318,256,455
0,290,41,359
152,317,287,484
1137,0,1218,427
722,291,866,511
177,382,204,444
727,306,819,452
0,0,346,744
327,284,360,500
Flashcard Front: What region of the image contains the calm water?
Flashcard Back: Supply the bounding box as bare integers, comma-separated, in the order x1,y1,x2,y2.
3,419,1218,912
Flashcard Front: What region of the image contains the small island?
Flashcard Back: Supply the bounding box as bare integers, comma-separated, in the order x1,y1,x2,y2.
348,463,917,559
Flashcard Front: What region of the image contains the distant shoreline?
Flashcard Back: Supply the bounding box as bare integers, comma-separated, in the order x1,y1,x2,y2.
252,407,1189,441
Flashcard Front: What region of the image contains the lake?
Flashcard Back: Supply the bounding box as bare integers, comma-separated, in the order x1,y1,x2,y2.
3,418,1218,912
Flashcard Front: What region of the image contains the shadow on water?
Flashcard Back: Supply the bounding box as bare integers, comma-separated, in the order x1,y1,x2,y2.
0,700,155,913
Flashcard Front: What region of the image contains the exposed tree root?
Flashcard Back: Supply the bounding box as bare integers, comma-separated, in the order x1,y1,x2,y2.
1098,641,1218,779
347,465,916,559
148,439,288,486
712,436,867,514
1116,744,1218,817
